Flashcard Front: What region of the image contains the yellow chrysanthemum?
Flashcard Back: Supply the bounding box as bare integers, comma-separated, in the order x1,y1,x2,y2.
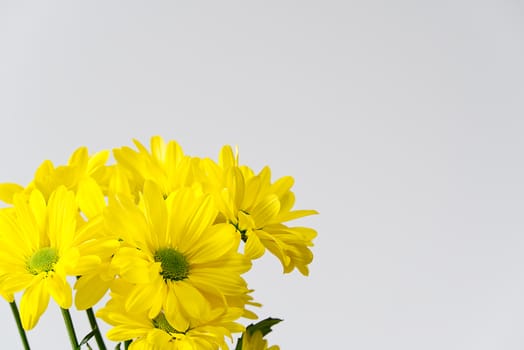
105,181,252,330
0,146,110,205
113,136,200,200
0,187,110,329
97,280,245,350
32,146,111,200
241,330,280,350
0,147,121,310
203,146,318,275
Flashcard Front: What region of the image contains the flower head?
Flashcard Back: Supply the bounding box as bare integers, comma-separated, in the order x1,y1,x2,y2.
0,187,110,329
106,181,253,330
112,136,200,200
0,146,110,205
97,279,245,350
203,146,318,275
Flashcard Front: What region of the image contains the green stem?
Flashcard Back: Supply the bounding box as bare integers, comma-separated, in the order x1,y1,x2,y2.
85,308,107,350
124,340,132,349
9,301,31,350
60,308,79,349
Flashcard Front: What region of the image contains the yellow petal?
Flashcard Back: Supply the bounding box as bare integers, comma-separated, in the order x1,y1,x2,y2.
0,209,32,257
165,139,184,172
219,145,236,168
72,255,102,275
77,178,106,219
274,209,318,224
28,190,47,235
46,274,72,309
278,191,295,214
250,195,280,226
172,281,209,320
112,247,155,283
68,146,88,167
107,326,144,342
242,176,261,209
20,277,50,330
270,176,294,197
244,232,265,259
187,225,237,264
1,273,34,294
164,287,190,331
257,229,291,268
13,192,40,251
125,280,164,315
0,183,24,204
74,273,111,310
47,187,77,251
87,150,110,173
150,135,167,162
143,181,166,247
105,196,150,251
132,138,149,154
147,328,174,348
181,195,217,249
238,211,256,230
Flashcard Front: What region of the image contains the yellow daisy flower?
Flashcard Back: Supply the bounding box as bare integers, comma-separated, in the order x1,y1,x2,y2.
31,146,111,200
105,181,252,330
203,146,318,275
0,187,109,329
0,147,120,311
0,146,110,204
113,136,199,200
97,280,245,350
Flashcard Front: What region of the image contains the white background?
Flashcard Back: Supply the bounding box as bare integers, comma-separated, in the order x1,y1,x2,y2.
1,1,524,349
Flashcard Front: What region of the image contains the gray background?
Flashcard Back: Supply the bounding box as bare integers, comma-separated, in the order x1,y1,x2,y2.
1,1,524,349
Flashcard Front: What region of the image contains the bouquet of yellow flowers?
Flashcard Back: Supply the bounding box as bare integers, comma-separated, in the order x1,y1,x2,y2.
0,136,317,350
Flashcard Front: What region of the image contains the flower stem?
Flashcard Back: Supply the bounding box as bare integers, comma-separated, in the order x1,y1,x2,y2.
124,340,132,349
85,308,107,350
60,308,79,349
9,301,30,350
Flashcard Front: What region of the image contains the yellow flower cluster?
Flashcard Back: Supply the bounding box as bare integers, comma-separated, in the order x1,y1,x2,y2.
0,136,317,349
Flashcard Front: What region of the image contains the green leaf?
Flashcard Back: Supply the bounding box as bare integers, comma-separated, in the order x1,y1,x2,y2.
234,317,283,350
77,329,96,349
114,343,122,350
246,317,283,337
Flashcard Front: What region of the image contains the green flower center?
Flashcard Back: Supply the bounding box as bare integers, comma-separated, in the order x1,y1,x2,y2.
154,248,189,281
27,247,59,275
152,313,177,334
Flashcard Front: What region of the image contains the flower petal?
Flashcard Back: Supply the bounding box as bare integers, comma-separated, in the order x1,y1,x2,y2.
46,274,72,309
20,277,50,330
77,178,106,219
0,183,24,204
